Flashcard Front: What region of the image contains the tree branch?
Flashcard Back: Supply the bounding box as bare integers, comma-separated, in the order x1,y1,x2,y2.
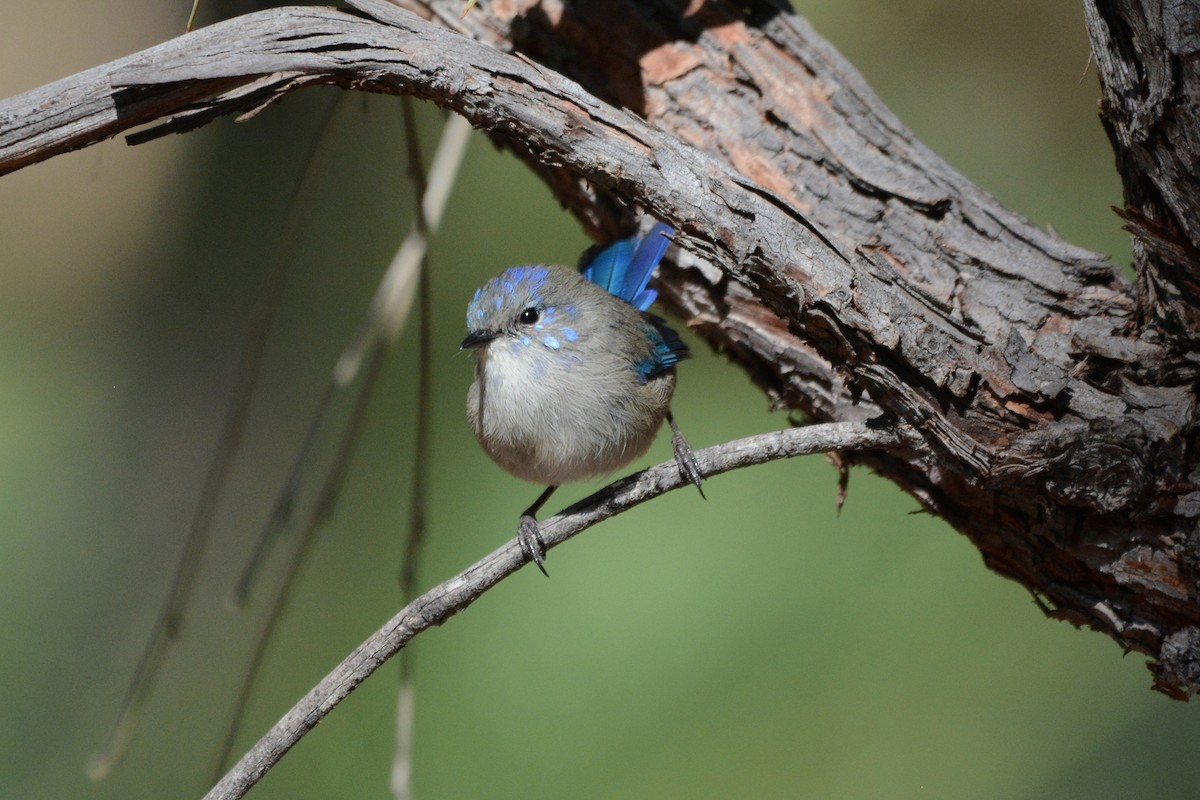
200,421,907,800
1083,0,1200,334
2,0,1197,697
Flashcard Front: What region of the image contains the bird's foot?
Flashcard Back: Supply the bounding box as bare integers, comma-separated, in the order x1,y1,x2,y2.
668,415,705,499
518,513,549,577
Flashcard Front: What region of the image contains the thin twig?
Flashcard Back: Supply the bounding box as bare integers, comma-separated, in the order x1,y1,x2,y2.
389,96,435,800
226,376,339,607
228,113,471,608
397,99,434,600
85,92,345,783
386,102,471,800
212,338,392,779
186,0,202,32
202,420,910,800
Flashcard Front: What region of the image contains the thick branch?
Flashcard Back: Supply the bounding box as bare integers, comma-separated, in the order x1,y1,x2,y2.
1084,0,1200,334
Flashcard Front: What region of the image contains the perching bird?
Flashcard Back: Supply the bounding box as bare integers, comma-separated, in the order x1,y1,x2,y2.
461,222,703,574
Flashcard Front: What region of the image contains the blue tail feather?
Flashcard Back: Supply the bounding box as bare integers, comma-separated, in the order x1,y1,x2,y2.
582,222,674,311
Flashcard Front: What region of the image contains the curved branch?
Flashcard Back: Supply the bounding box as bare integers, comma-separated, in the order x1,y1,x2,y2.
200,421,906,800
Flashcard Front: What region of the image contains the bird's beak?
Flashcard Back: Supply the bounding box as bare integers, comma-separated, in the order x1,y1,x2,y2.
460,330,498,350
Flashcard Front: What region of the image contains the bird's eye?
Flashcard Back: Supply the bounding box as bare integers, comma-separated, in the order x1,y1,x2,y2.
518,307,540,325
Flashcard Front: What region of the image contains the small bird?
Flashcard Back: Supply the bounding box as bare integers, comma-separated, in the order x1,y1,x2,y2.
461,222,703,574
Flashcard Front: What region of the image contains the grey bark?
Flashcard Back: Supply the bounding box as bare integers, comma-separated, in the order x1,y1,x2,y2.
2,0,1198,700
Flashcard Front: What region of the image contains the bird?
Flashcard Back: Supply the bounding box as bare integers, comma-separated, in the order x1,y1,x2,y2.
461,222,703,574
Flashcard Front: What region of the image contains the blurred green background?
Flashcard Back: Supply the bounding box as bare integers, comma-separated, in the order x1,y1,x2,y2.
2,1,1191,799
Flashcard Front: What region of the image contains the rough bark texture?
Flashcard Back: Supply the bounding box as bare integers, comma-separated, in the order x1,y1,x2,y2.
1,0,1197,696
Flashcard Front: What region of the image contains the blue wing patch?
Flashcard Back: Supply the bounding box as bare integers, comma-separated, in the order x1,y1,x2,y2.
634,314,691,382
581,222,674,311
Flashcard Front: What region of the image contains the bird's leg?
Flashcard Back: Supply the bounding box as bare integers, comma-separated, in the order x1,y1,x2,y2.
667,411,705,498
518,485,557,577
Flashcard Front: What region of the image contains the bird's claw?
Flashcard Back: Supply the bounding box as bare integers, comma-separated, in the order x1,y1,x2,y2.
518,513,549,577
669,417,705,498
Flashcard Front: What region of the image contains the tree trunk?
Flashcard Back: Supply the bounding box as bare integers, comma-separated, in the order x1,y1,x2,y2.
0,0,1197,696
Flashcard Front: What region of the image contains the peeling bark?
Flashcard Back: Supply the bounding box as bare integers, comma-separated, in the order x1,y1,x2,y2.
0,0,1197,695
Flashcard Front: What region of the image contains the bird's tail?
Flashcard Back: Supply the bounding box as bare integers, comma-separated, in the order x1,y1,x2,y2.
581,222,674,311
